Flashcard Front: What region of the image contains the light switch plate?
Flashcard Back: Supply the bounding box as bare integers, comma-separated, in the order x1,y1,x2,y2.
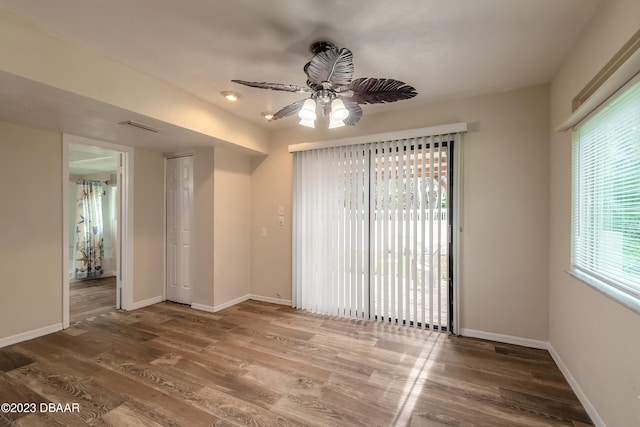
278,205,285,215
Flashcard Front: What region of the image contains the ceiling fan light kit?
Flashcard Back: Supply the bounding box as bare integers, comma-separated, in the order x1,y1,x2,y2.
299,118,316,128
232,41,417,128
298,98,317,122
328,118,345,129
330,98,349,121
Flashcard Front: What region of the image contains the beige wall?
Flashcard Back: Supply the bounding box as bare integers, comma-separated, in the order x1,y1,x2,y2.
0,121,62,337
213,147,252,306
250,143,292,301
252,84,550,340
549,0,640,425
191,145,252,310
192,147,216,307
132,148,165,303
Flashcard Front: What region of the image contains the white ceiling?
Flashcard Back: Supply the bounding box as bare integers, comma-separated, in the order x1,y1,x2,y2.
68,144,118,176
0,0,601,133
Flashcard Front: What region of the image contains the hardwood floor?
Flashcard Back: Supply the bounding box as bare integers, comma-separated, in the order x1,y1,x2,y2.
70,277,116,323
0,301,592,426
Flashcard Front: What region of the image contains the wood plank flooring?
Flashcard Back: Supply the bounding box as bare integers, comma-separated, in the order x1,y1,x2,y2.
70,277,116,323
0,301,592,426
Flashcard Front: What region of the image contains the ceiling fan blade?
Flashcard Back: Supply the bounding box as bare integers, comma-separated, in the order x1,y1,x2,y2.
347,77,417,104
271,99,306,121
305,48,354,87
231,80,310,93
343,101,362,126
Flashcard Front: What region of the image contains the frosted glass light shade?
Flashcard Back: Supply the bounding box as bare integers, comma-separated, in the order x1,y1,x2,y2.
328,118,345,128
298,98,317,121
330,99,349,121
299,118,315,128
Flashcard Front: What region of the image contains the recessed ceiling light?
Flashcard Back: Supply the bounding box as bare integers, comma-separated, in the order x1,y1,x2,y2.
261,112,274,121
221,91,239,102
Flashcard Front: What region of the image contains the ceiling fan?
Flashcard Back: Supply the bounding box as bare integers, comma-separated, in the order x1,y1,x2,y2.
232,41,418,128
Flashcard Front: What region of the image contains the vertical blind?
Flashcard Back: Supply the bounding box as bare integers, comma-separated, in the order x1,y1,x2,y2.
292,134,457,330
293,145,370,318
572,77,640,301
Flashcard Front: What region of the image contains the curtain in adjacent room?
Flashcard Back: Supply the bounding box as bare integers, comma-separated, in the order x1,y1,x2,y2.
74,180,104,278
292,131,460,330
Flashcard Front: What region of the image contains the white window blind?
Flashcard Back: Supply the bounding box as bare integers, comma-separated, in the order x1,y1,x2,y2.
292,133,458,330
571,77,640,307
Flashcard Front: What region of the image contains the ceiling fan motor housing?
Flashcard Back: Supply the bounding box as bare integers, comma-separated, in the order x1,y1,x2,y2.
313,89,336,105
309,41,336,55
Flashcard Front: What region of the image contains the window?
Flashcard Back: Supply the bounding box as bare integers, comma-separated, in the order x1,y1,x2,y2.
571,77,640,311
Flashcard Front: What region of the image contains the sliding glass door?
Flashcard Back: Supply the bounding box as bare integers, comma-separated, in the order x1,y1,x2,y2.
293,133,455,331
370,139,450,330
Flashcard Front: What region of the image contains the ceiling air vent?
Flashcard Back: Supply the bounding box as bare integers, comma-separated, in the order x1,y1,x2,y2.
118,120,160,133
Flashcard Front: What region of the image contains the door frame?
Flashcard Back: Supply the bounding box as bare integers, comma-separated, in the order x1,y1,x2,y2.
164,154,194,304
290,124,466,334
62,134,134,328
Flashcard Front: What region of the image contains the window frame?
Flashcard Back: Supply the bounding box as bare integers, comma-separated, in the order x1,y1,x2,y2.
570,74,640,314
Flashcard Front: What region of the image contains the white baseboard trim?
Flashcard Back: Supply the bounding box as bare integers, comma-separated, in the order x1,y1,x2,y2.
547,344,605,427
459,328,548,350
460,329,603,426
191,294,291,314
191,303,218,313
248,294,292,306
130,296,163,310
0,323,63,348
213,295,251,312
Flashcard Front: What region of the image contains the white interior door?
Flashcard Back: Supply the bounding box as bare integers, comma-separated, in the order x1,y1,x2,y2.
166,156,193,304
116,153,123,310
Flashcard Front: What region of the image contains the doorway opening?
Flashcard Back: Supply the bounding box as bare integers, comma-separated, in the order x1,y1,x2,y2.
62,135,133,328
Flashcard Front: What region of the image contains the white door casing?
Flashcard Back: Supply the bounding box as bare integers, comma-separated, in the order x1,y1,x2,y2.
62,134,134,328
166,156,193,304
115,152,123,310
